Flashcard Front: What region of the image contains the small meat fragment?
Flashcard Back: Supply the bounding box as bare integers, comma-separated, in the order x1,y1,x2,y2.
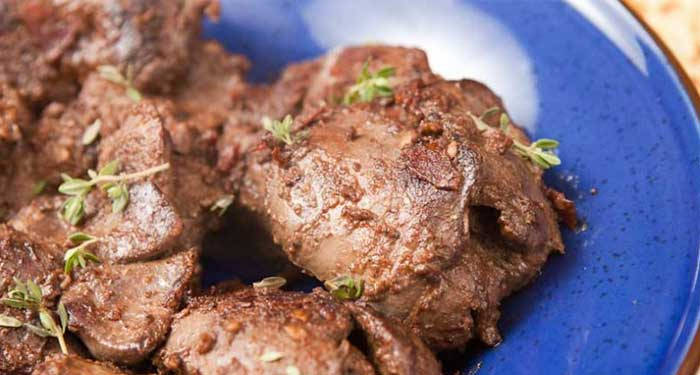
546,187,578,230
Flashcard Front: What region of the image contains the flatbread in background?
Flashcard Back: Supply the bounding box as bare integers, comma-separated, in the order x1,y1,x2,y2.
626,0,700,89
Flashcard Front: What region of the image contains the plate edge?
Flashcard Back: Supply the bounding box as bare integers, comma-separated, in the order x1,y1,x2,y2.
618,1,700,374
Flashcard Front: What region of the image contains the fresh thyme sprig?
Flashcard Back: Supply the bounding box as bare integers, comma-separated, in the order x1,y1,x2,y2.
0,279,68,354
64,232,101,274
262,115,295,145
512,138,561,169
210,195,234,217
97,65,142,102
58,160,170,225
469,108,562,169
324,275,363,300
343,60,395,105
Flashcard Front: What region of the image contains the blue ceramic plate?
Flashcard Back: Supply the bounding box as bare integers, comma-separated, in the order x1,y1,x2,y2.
201,1,700,373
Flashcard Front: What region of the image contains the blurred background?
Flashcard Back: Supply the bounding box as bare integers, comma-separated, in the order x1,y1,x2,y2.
627,0,700,90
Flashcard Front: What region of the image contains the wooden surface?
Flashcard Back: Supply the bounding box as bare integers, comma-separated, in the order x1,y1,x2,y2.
626,0,700,90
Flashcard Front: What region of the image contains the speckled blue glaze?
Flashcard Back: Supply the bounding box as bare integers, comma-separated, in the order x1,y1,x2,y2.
201,1,700,373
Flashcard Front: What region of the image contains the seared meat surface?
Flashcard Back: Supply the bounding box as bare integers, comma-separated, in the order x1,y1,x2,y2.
32,354,130,375
1,0,574,370
348,303,442,375
234,46,570,350
0,0,215,106
0,225,63,374
61,249,198,365
156,288,440,375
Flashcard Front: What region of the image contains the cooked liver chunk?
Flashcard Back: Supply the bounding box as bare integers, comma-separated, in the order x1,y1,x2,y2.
156,288,376,375
0,0,214,105
0,225,63,374
61,249,198,365
230,46,572,350
32,354,130,375
347,303,441,375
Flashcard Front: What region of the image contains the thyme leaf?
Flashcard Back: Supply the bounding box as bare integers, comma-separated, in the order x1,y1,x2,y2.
324,275,364,300
253,276,286,290
64,232,100,274
470,107,562,169
343,60,395,105
262,115,295,145
98,65,142,102
259,351,284,362
0,314,23,328
82,119,102,145
210,195,234,216
58,161,170,224
32,180,47,196
1,279,69,354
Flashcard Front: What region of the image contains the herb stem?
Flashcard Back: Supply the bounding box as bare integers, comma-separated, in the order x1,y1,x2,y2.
53,315,68,354
92,163,170,184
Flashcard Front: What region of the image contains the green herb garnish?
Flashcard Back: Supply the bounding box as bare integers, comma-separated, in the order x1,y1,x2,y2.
82,119,102,145
97,65,142,102
512,137,561,169
259,351,284,362
262,115,295,145
469,108,561,169
210,195,234,217
64,232,101,274
324,275,364,300
32,180,47,196
0,279,69,354
253,276,286,290
58,161,170,225
343,61,395,105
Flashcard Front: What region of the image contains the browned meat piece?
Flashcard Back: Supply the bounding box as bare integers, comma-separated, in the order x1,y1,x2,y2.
156,288,372,375
30,74,137,184
12,100,230,263
302,45,434,108
61,249,198,365
0,0,78,106
156,288,438,375
8,196,72,251
94,103,229,256
0,81,31,147
347,303,441,375
86,183,184,263
0,0,214,106
170,41,250,136
0,82,34,219
233,46,570,350
32,354,131,375
218,46,432,175
0,225,64,374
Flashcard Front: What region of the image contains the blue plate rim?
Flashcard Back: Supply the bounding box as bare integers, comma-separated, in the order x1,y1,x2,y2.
618,1,700,373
